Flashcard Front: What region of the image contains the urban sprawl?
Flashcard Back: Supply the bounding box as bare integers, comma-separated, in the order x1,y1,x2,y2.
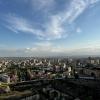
0,57,100,100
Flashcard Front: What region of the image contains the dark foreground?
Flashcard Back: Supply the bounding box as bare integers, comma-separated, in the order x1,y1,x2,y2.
1,78,100,100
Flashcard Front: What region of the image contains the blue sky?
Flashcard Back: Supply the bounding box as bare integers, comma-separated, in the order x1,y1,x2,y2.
0,0,100,57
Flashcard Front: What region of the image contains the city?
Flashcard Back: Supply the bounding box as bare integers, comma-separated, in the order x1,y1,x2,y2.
0,57,100,100
0,0,100,100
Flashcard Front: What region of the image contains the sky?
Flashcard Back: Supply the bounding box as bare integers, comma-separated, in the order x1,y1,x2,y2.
0,0,100,57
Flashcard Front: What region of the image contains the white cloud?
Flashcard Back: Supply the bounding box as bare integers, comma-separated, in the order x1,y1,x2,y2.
26,41,71,54
65,0,87,23
4,14,44,37
1,46,100,57
31,0,55,11
1,40,100,56
44,15,66,40
62,0,99,23
76,27,82,33
4,14,67,40
5,14,34,33
84,40,100,49
90,0,99,4
4,0,100,40
39,0,99,40
42,0,99,39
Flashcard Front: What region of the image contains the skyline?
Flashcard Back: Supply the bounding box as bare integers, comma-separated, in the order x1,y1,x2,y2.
0,0,100,56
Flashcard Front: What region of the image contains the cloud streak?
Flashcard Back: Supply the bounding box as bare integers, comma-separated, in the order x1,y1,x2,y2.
31,0,55,11
1,43,100,57
4,14,44,37
3,0,100,40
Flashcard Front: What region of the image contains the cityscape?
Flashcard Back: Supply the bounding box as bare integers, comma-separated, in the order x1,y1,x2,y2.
0,57,100,100
0,0,100,100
